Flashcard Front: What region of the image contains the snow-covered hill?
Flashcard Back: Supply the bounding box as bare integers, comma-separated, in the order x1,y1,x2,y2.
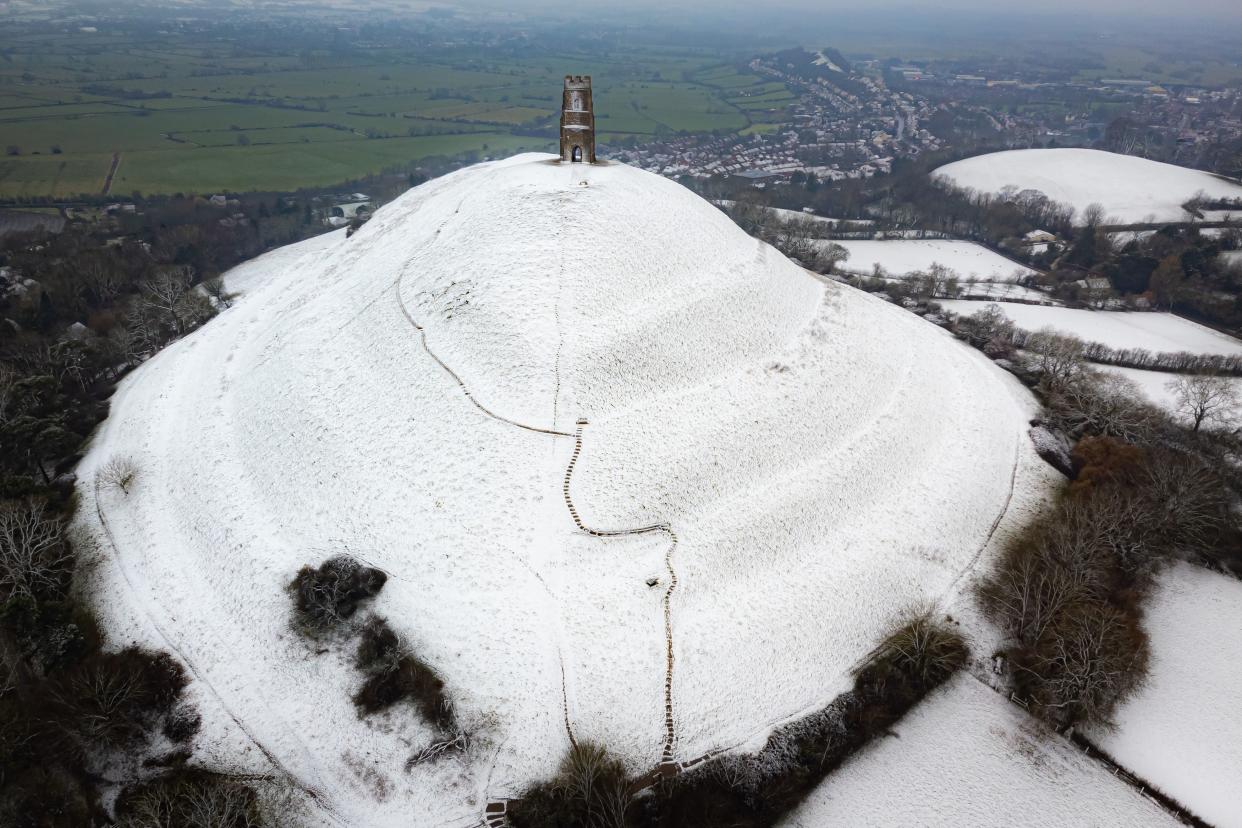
934,149,1242,225
77,154,1053,824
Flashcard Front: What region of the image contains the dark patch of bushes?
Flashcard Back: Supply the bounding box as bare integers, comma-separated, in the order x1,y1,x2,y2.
974,434,1236,729
353,617,454,731
509,612,966,828
288,555,387,633
506,742,631,828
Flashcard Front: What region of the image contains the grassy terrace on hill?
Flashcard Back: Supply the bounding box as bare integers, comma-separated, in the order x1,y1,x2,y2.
0,29,786,198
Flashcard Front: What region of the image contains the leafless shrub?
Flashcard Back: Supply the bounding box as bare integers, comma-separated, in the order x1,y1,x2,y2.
98,456,139,495
871,606,969,688
0,498,71,602
288,555,386,635
1045,369,1164,443
353,617,453,731
201,277,237,310
508,741,632,828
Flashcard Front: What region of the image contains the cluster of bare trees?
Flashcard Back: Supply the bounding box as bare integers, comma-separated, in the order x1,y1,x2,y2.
124,266,217,359
0,499,72,603
979,437,1230,729
960,298,1242,728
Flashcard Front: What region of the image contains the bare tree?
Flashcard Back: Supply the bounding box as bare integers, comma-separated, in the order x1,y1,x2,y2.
138,267,214,339
1166,373,1239,432
819,241,849,274
1020,601,1147,730
202,277,236,310
79,258,126,306
558,742,631,828
115,774,261,828
0,499,71,602
1081,202,1107,228
98,456,139,495
1024,329,1086,392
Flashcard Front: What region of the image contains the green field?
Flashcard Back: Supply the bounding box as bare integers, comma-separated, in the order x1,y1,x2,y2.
0,29,787,198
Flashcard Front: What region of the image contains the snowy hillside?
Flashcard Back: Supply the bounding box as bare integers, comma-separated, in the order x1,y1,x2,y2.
934,149,1242,225
77,153,1053,824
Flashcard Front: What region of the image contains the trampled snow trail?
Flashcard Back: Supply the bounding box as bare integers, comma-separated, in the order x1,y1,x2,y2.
393,192,685,778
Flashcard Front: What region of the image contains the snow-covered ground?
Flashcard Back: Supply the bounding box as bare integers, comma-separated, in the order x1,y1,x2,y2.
939,300,1242,355
77,154,1052,824
934,149,1242,225
829,239,1036,282
1091,564,1242,828
782,675,1177,827
220,228,347,298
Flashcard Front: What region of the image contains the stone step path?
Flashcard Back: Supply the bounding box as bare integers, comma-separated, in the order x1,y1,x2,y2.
563,418,680,766
397,250,683,822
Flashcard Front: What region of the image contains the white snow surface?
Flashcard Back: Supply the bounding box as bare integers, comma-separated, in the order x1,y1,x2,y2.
830,239,1036,282
782,675,1177,827
940,300,1242,355
77,153,1050,824
1091,564,1242,828
934,148,1242,225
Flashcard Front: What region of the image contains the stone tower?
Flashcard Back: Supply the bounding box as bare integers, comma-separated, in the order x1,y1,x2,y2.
559,75,596,164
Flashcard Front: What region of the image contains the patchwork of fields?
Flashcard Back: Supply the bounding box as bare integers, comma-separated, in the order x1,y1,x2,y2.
0,32,789,197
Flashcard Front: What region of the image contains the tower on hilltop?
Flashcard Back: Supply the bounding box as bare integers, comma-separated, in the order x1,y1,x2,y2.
560,75,596,164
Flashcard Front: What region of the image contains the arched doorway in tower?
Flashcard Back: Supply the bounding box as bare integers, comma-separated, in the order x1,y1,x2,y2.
572,145,583,162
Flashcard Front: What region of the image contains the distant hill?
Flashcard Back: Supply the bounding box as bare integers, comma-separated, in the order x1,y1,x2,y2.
934,148,1242,225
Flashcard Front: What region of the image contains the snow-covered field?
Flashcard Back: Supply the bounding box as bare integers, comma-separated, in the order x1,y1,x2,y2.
1100,365,1242,424
939,300,1242,355
934,149,1242,225
783,675,1176,827
77,154,1052,824
1091,564,1242,828
828,239,1036,282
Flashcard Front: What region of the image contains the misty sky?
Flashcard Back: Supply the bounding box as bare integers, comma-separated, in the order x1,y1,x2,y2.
455,0,1241,23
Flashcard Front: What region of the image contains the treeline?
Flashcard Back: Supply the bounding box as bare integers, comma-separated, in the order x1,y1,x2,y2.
0,196,323,492
507,610,966,828
955,305,1241,732
1,194,333,825
1047,217,1242,331
1004,327,1242,376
